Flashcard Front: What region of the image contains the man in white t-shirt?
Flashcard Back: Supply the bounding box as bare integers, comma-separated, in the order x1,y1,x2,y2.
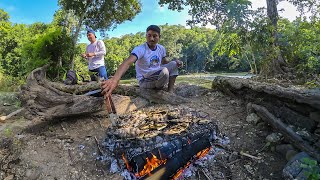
81,29,108,80
101,25,183,97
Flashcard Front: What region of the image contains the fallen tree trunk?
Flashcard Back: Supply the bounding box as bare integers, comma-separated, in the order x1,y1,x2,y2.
212,76,320,111
19,66,187,120
252,104,320,162
212,76,320,161
48,81,189,105
212,76,319,132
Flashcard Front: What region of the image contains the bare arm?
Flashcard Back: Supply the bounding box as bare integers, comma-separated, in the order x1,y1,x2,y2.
162,57,183,67
161,57,170,64
101,54,137,97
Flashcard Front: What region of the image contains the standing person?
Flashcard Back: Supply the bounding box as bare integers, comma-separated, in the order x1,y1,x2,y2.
81,29,108,80
101,25,183,97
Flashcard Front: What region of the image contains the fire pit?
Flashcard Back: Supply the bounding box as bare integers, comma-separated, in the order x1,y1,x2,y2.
100,105,229,179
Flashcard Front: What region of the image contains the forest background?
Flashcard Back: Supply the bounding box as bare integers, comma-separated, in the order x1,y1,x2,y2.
0,0,319,91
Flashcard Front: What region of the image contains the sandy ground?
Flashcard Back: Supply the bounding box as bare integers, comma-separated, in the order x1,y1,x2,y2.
0,84,286,180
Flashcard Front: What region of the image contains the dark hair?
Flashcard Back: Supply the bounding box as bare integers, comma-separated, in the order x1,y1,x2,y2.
146,25,161,35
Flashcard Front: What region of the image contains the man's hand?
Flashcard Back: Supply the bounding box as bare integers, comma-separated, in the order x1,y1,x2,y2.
81,53,87,58
175,59,183,68
101,78,118,98
86,53,95,57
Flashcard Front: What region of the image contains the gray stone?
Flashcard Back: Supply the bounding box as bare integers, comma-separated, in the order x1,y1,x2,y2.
275,144,294,157
25,168,41,180
246,113,261,124
266,133,282,143
286,150,299,161
246,103,254,114
283,152,319,180
296,130,311,140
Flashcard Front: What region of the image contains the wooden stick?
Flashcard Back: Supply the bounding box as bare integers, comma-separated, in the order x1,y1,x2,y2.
0,108,24,121
252,104,320,162
240,151,262,160
94,136,103,156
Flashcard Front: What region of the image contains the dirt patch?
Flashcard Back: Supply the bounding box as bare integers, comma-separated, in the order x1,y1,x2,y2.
0,85,287,180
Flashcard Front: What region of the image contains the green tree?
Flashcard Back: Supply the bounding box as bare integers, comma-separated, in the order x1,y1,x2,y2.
58,0,142,69
158,0,320,77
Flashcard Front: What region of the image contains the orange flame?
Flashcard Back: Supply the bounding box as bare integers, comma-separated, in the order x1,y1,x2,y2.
172,161,191,180
122,153,132,171
196,146,212,159
172,147,212,180
136,153,166,178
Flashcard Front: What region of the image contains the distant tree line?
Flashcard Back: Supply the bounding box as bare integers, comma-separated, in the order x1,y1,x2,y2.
0,2,319,90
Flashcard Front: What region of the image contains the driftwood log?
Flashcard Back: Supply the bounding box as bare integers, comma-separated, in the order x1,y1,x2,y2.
19,66,188,121
212,76,320,160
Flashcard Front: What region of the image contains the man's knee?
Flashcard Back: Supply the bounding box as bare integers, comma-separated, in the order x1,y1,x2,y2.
160,67,170,77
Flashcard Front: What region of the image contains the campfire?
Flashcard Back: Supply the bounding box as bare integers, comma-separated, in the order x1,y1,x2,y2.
100,106,229,179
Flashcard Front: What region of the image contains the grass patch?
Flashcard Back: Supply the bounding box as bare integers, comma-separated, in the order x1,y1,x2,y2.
119,75,212,89
119,78,137,85
176,76,212,88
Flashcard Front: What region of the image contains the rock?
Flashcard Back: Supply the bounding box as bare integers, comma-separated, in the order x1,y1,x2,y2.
266,133,282,143
296,130,311,139
246,103,254,114
286,150,299,161
283,152,319,180
246,113,261,124
275,144,294,157
25,168,41,180
310,111,320,122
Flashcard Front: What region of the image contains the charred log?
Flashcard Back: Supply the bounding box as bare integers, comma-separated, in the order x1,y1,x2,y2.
128,129,213,174
142,138,211,180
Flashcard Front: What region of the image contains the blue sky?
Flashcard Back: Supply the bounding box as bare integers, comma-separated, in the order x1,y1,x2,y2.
1,0,299,43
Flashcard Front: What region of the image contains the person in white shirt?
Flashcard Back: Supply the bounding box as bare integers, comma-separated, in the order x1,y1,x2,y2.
81,29,108,80
101,25,183,97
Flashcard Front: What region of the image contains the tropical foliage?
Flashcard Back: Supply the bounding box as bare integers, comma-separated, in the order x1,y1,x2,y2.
1,0,320,91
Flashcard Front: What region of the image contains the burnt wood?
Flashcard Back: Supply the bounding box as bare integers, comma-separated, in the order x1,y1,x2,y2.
142,138,211,180
127,130,213,176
